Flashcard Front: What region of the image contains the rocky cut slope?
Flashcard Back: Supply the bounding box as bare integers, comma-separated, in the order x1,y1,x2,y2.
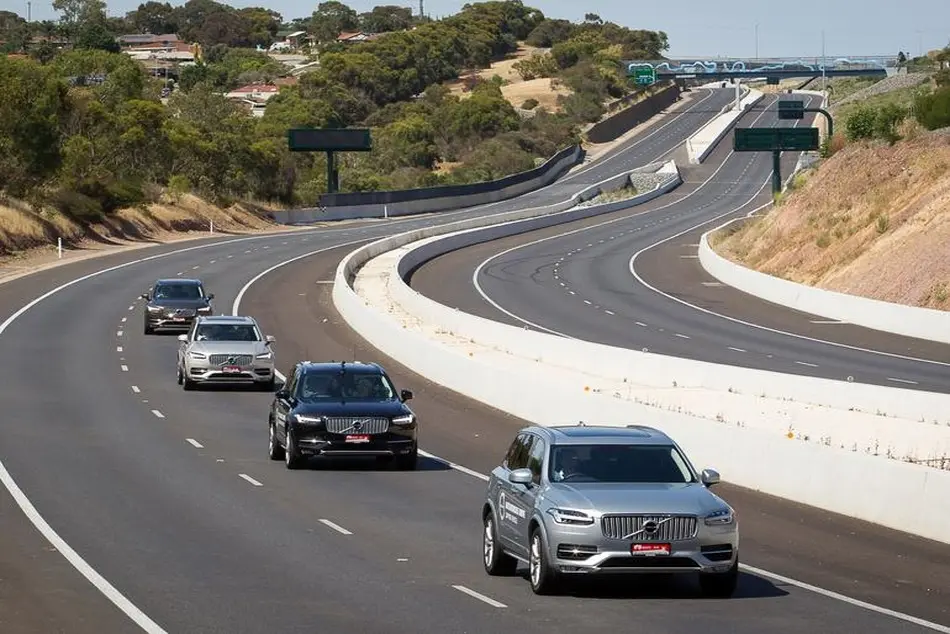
711,130,950,311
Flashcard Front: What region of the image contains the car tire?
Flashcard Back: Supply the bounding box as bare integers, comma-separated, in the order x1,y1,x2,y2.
482,512,517,576
144,322,153,335
258,377,276,392
284,428,303,470
183,375,196,391
699,556,739,598
395,443,418,471
528,527,560,595
268,421,284,460
176,365,183,385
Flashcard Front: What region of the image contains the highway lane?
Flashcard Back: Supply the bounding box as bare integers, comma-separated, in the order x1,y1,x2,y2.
411,93,950,394
0,89,751,633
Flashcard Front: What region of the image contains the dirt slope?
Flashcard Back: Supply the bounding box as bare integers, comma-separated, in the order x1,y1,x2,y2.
711,130,950,311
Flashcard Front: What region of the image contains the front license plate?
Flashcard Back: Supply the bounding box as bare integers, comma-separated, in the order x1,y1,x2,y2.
345,434,370,443
172,317,186,322
631,543,671,556
222,365,241,373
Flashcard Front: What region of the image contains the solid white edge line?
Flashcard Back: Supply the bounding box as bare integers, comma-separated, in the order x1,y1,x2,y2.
740,564,950,634
150,410,164,419
185,438,203,449
451,584,508,609
318,518,353,535
238,474,263,487
0,460,169,633
470,96,779,335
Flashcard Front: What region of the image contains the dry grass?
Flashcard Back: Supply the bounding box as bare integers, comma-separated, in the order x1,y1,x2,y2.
0,192,289,277
712,131,950,310
443,43,572,112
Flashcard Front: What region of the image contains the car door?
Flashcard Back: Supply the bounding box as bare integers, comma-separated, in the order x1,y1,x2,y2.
178,320,196,367
497,433,534,554
274,366,299,442
510,433,546,548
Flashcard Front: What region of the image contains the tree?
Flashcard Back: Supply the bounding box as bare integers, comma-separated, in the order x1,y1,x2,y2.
359,6,413,34
311,1,359,44
52,0,107,39
126,2,179,35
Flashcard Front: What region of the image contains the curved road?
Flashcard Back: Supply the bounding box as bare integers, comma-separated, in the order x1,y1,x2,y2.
410,94,950,393
0,88,945,634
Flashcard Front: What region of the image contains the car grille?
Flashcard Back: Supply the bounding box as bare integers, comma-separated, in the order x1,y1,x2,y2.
165,308,195,317
209,354,254,366
601,514,697,542
324,417,390,435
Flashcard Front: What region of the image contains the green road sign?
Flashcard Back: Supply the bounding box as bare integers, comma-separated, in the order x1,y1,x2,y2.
288,128,372,152
777,99,805,120
733,127,819,152
631,65,656,86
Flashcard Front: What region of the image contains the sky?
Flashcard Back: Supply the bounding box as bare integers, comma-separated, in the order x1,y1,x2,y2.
6,0,949,59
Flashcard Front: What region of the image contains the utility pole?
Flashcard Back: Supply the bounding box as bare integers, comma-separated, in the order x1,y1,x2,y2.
821,29,827,93
419,0,423,18
754,23,759,60
27,1,31,21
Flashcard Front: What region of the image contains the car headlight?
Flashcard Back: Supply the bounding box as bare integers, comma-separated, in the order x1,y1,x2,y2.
546,508,595,526
295,415,324,425
256,351,273,360
188,351,207,360
704,508,735,526
391,414,414,425
147,305,162,312
197,306,212,313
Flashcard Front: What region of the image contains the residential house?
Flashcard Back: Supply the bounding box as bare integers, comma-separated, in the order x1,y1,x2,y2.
225,83,282,118
336,31,383,44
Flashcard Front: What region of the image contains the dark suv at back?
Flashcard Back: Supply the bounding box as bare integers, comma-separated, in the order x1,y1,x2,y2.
142,278,214,334
268,361,418,470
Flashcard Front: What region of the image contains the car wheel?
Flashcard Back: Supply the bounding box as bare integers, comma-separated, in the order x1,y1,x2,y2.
258,377,276,392
284,428,303,470
144,322,153,335
528,527,560,595
176,365,183,385
482,512,517,576
183,375,196,391
395,443,418,470
699,556,739,598
268,422,284,460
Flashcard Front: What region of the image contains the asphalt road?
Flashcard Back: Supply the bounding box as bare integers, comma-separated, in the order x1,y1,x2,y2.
0,87,752,634
411,93,950,394
0,88,946,634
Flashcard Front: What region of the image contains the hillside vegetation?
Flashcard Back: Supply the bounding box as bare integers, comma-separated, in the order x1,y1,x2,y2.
0,1,670,259
712,67,950,311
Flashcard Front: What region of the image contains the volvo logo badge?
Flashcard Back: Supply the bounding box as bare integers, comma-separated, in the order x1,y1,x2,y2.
643,520,659,534
352,420,363,431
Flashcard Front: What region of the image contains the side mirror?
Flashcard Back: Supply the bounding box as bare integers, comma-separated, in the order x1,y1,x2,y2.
265,335,276,344
206,293,215,300
508,468,533,485
400,389,413,401
701,468,721,487
140,293,150,301
177,334,188,343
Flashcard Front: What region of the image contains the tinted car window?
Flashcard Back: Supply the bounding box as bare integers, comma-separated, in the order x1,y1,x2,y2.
194,324,260,341
296,370,396,403
505,433,532,471
527,435,545,484
548,444,695,484
154,283,203,299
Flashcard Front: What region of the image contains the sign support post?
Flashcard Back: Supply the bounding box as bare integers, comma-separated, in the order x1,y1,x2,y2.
733,126,821,196
287,128,373,196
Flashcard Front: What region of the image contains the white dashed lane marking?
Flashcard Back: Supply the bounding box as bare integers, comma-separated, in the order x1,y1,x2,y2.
887,377,919,385
238,474,263,487
120,365,129,372
318,519,352,535
452,585,507,609
150,409,164,419
728,347,746,353
131,386,141,393
795,361,819,368
116,346,123,352
674,333,690,339
117,330,123,337
186,438,203,449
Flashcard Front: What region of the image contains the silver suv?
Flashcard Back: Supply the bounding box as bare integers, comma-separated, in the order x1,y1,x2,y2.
176,315,276,391
481,424,739,596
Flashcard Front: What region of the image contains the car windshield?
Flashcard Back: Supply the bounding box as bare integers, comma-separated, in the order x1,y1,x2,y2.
154,283,202,300
548,444,695,484
194,324,260,341
297,370,396,402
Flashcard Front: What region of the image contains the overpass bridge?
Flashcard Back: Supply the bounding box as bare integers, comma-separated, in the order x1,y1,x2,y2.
624,56,894,84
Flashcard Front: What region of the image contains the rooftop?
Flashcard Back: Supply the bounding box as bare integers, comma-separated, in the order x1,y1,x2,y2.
155,278,202,285
196,315,257,324
300,361,383,375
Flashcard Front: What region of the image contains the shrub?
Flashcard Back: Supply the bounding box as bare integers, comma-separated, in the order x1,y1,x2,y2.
521,98,539,110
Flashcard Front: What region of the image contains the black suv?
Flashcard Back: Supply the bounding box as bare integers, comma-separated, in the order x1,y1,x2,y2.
268,361,418,470
142,278,214,334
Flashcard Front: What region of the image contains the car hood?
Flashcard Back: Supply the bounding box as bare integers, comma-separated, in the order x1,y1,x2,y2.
545,482,728,516
151,299,209,309
295,401,411,418
189,341,269,354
